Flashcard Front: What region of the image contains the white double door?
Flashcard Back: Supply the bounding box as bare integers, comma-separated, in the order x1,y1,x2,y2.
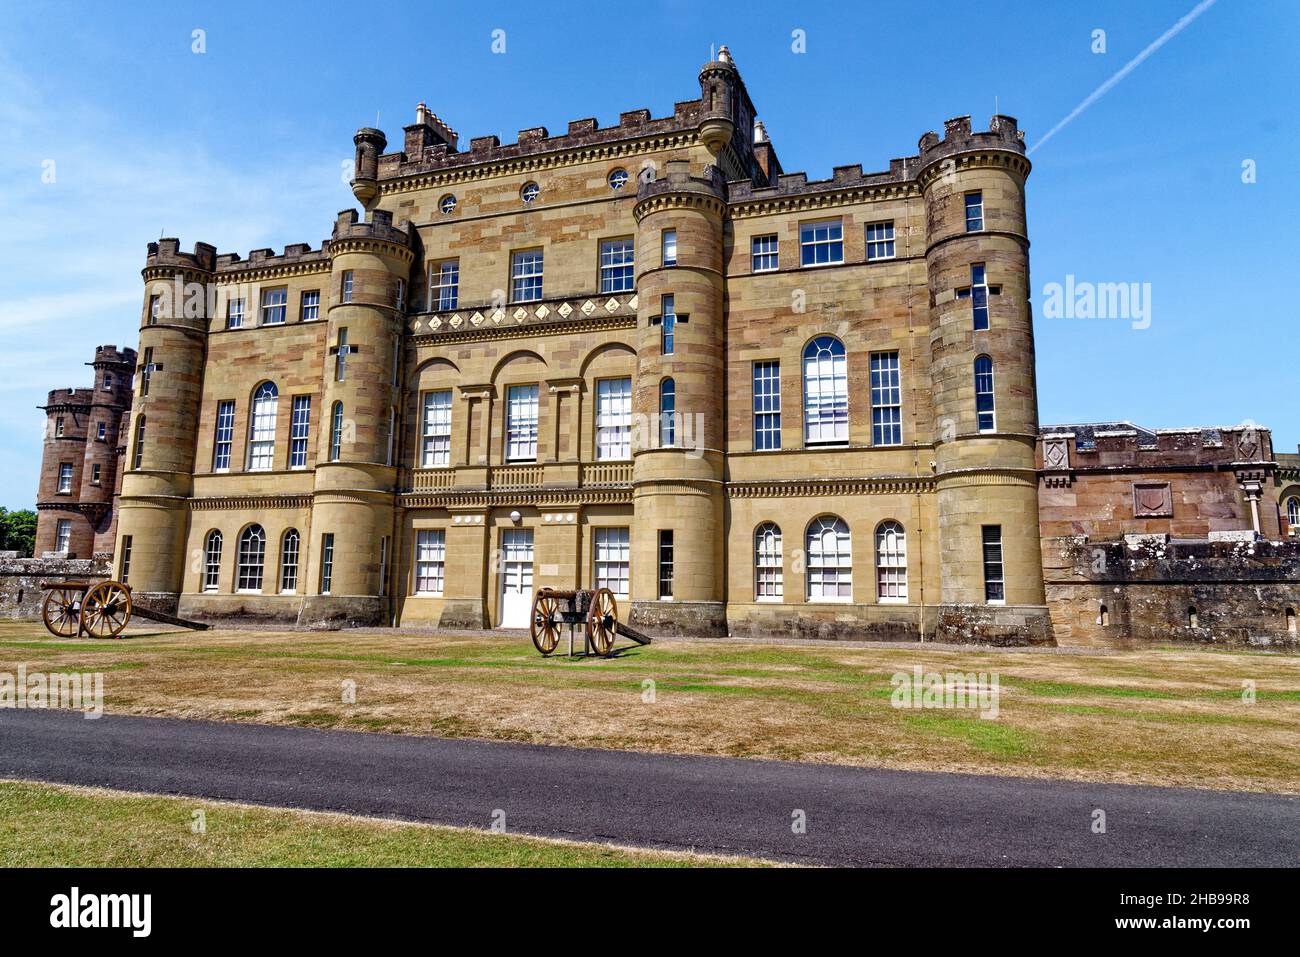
498,528,535,628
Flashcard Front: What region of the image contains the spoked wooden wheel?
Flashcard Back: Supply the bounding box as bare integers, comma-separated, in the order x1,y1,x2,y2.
41,586,84,638
587,587,618,657
530,590,562,656
80,581,132,639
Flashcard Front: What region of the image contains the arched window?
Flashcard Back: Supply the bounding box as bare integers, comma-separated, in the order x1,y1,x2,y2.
279,529,300,593
132,415,146,469
1287,496,1299,532
875,521,907,603
974,355,996,432
330,402,344,461
803,336,848,445
659,378,676,447
248,382,279,470
237,525,266,592
203,530,222,592
1188,606,1199,629
1287,608,1297,635
1098,604,1110,627
807,516,851,602
755,522,783,601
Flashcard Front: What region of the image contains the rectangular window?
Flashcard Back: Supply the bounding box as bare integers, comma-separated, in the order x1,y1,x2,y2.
661,294,675,355
289,396,311,469
799,219,843,267
57,463,72,493
91,463,101,484
421,390,452,467
119,535,132,584
320,533,335,594
395,279,405,312
657,530,674,600
96,422,106,441
593,527,630,598
103,373,113,390
595,378,632,460
260,287,287,325
55,417,64,437
599,238,635,293
55,519,71,552
505,384,539,462
140,347,153,396
280,532,299,593
866,221,896,261
341,271,353,303
510,250,544,302
752,360,781,450
751,234,779,272
661,229,677,267
975,357,996,433
965,192,984,232
957,263,991,331
429,260,459,311
414,530,446,595
301,289,320,321
132,416,145,469
149,294,162,325
982,525,1004,602
870,352,902,446
227,298,244,329
335,328,349,381
330,403,344,461
213,400,235,471
379,536,390,596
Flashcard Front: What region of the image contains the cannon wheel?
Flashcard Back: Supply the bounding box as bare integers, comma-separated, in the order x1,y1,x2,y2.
41,585,84,638
587,587,618,657
80,581,132,639
530,590,562,656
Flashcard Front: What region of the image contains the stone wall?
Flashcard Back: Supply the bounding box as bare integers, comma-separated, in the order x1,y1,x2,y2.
0,556,110,619
1044,536,1300,649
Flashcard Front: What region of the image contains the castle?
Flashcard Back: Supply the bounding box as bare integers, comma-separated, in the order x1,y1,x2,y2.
63,47,1295,646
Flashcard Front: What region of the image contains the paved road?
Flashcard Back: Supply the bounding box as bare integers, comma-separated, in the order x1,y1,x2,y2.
1,709,1295,866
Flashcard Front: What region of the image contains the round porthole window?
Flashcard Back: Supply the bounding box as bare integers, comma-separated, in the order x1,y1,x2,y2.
521,182,540,204
439,194,457,214
608,168,628,191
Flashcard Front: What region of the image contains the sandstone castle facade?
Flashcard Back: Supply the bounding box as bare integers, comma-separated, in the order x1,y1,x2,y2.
89,48,1297,645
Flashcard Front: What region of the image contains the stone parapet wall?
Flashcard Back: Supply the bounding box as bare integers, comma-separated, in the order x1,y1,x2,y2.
0,557,109,619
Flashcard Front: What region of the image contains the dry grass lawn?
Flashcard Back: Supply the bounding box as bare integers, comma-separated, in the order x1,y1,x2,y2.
1,620,1297,793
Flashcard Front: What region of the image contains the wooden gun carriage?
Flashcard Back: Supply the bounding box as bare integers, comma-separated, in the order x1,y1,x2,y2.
530,587,651,657
39,580,210,639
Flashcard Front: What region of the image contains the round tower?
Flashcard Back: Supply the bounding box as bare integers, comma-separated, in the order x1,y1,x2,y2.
630,160,728,637
300,207,413,626
115,240,214,609
351,128,387,211
34,387,94,558
83,344,136,555
919,115,1049,642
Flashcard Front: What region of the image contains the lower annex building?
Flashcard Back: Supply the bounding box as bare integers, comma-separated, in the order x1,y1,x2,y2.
103,47,1299,646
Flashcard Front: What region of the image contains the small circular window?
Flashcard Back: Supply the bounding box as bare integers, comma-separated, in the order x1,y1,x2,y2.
521,182,540,204
608,168,628,191
439,194,457,214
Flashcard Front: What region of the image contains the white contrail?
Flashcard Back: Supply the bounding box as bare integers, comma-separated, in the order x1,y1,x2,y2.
1028,0,1219,155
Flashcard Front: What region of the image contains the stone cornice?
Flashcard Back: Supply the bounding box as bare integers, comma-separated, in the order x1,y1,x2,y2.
214,259,333,285
401,488,633,509
188,494,314,511
727,181,922,220
634,192,726,222
329,236,416,264
726,475,936,498
917,148,1031,191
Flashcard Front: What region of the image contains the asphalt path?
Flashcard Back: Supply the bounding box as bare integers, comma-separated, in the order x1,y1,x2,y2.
1,709,1295,866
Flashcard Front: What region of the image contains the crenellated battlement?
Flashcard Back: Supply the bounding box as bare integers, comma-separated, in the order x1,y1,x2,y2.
89,344,136,367
377,99,703,182
728,156,919,203
330,208,412,248
43,387,96,408
1040,422,1275,468
145,238,217,274
918,114,1026,174
636,160,727,203
214,241,332,276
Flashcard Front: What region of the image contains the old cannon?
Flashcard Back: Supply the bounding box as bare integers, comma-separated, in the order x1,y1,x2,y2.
529,587,651,657
40,579,210,639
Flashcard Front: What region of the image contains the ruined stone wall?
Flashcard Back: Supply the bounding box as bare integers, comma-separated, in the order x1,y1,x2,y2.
0,557,110,619
1044,536,1300,649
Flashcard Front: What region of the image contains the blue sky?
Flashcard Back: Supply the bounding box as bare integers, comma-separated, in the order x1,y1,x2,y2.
0,0,1296,508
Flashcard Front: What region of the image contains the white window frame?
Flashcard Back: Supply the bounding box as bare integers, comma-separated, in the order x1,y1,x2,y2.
595,378,632,461
807,516,852,602
57,463,73,493
755,522,783,601
421,390,452,468
55,519,71,552
505,384,539,462
799,219,843,267
803,336,848,446
236,524,266,593
875,521,907,603
661,229,677,267
227,298,245,329
329,402,344,461
301,289,320,322
599,238,635,294
429,260,459,311
203,530,222,592
247,382,278,471
289,396,310,469
753,360,781,451
751,234,779,272
510,250,544,303
982,525,1005,604
279,529,300,594
341,271,353,303
260,287,287,325
865,221,895,261
965,191,984,232
975,355,996,433
213,400,235,471
415,530,446,595
593,527,630,599
870,352,902,446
